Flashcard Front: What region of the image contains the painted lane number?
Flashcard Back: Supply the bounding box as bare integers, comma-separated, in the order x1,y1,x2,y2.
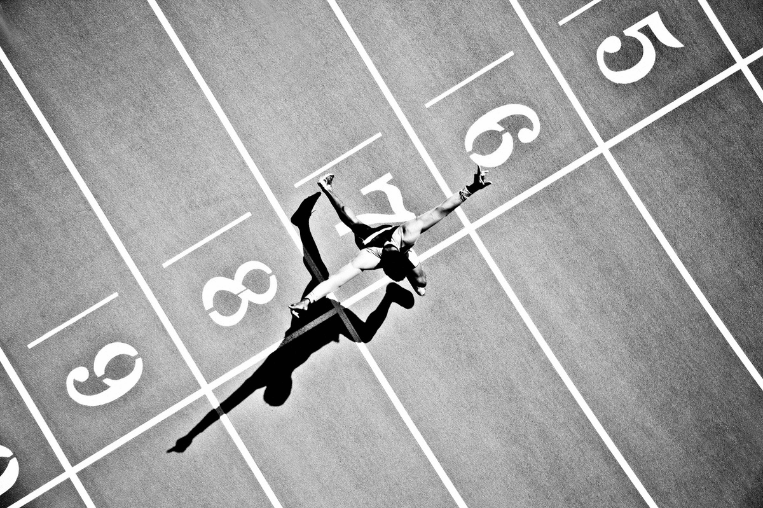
335,173,415,236
67,342,143,407
597,11,683,84
464,104,540,168
0,446,19,496
202,261,277,327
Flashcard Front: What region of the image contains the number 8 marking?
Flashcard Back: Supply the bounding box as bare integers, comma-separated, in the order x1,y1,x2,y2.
597,11,683,84
0,445,19,496
202,261,277,327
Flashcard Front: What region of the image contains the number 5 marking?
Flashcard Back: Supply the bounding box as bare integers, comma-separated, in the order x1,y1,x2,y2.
0,445,19,496
464,104,540,168
66,342,143,407
335,173,415,236
597,11,683,84
202,261,277,327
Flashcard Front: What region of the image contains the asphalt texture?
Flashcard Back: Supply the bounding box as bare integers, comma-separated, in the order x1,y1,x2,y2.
1,0,762,507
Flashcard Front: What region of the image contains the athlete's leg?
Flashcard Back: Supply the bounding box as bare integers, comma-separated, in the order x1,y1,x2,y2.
289,249,381,317
318,174,366,234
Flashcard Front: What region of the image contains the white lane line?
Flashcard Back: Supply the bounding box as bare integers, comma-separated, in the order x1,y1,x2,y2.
558,0,604,27
294,132,382,188
8,472,68,508
327,1,660,507
605,64,740,148
162,212,251,268
18,37,763,502
425,51,514,108
698,0,763,104
0,347,95,508
326,2,470,507
146,0,301,254
509,0,763,395
1,32,282,508
605,46,763,148
28,292,118,349
0,49,97,508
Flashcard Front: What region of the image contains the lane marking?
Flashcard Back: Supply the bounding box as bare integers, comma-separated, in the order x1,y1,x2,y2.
0,48,99,508
1,32,281,508
163,212,252,268
559,0,604,27
510,0,763,396
28,292,119,349
12,37,763,507
0,347,95,507
605,47,762,148
698,0,763,104
22,39,760,492
294,132,382,188
327,1,662,507
425,51,514,108
8,473,68,508
326,2,471,506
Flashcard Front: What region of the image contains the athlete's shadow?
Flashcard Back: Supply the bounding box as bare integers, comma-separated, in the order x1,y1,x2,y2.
168,193,413,453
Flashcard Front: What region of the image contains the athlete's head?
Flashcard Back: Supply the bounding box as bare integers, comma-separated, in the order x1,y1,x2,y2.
381,244,409,281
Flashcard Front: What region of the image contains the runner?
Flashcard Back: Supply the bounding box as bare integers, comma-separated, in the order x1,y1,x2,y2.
289,165,492,317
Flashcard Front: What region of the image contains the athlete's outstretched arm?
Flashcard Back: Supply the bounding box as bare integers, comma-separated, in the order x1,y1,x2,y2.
403,166,491,238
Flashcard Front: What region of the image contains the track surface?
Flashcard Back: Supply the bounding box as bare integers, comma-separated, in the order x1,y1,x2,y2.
1,0,763,507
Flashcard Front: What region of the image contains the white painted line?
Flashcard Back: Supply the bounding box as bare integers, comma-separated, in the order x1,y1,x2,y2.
28,292,118,349
2,27,282,508
698,0,763,104
146,0,302,255
8,472,68,508
510,0,763,396
605,46,763,148
605,64,740,148
163,212,251,268
0,347,95,508
328,1,659,506
558,0,604,26
294,133,382,188
327,3,475,507
0,49,98,508
425,51,514,108
473,148,601,229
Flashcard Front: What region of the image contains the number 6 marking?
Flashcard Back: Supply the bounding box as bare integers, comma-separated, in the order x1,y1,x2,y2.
335,173,415,236
0,445,19,496
202,261,277,327
464,104,540,168
597,11,683,84
66,342,143,407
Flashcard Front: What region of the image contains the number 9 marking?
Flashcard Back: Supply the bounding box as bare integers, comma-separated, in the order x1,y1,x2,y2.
0,445,19,496
597,11,683,84
66,342,143,407
464,104,540,168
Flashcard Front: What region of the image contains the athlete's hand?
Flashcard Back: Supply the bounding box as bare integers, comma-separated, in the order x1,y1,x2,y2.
468,165,492,192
